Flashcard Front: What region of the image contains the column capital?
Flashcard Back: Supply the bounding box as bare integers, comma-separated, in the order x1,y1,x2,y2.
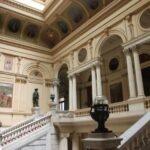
91,65,96,70
60,133,70,138
68,75,72,79
72,73,76,78
51,78,59,86
131,45,140,53
123,48,130,55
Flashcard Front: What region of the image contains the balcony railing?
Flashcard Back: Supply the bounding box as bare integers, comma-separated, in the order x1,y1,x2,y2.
74,97,150,117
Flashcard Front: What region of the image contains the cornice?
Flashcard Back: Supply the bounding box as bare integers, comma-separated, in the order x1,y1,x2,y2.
0,0,44,21
0,35,51,55
68,57,100,76
0,0,64,22
122,32,150,50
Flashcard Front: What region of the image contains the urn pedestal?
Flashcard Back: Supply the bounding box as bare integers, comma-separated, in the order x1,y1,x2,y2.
82,96,122,150
82,132,122,150
49,101,57,115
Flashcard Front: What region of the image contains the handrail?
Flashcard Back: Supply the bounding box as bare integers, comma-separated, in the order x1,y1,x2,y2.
0,117,35,135
118,112,150,149
0,113,51,147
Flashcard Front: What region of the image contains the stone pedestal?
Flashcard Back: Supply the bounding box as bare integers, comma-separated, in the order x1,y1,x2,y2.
82,132,122,150
31,107,40,116
49,101,57,114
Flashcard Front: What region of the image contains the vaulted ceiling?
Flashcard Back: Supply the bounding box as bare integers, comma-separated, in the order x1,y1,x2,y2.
0,0,119,50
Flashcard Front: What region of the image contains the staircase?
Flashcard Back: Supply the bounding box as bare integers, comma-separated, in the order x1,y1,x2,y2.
118,112,150,150
0,112,52,150
19,136,46,150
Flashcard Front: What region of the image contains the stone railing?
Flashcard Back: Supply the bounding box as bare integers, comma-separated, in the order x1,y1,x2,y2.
74,108,90,117
0,117,35,136
118,112,150,150
0,113,51,147
109,101,129,113
74,97,150,117
74,101,129,117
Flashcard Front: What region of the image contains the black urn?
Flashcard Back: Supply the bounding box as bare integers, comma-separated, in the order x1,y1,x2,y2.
90,96,110,133
50,94,55,102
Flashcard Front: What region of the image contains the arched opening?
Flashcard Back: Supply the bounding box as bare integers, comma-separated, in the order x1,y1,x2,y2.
140,53,150,96
99,35,128,103
58,64,69,110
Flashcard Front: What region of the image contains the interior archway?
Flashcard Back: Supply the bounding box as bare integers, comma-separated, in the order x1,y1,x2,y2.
99,35,128,103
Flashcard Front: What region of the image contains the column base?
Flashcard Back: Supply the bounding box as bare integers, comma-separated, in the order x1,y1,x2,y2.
31,107,40,116
82,132,122,150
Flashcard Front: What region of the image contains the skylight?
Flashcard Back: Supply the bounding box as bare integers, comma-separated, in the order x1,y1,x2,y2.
15,0,45,11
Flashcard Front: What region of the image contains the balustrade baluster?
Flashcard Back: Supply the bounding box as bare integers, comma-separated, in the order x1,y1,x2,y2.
134,137,139,149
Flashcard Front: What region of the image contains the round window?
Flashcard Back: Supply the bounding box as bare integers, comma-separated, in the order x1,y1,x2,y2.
109,58,119,71
78,48,87,62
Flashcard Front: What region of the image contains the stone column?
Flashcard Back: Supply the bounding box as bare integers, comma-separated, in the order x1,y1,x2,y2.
96,64,102,96
132,46,145,97
53,79,59,103
91,66,97,103
59,133,69,150
72,133,80,150
72,74,77,110
69,76,73,110
124,49,136,98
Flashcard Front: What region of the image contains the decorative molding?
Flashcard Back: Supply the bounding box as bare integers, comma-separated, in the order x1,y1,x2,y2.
45,79,52,87
1,0,42,15
0,35,51,55
68,57,100,76
122,31,150,50
15,74,27,84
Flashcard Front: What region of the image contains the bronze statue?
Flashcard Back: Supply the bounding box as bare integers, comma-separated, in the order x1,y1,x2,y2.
32,88,39,107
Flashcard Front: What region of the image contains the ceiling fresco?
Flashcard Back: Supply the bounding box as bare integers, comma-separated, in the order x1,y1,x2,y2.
0,0,115,49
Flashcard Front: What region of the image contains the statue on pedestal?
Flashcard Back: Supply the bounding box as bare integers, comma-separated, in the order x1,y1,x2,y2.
32,88,39,107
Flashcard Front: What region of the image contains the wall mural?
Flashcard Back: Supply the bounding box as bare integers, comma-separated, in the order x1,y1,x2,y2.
0,83,13,108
